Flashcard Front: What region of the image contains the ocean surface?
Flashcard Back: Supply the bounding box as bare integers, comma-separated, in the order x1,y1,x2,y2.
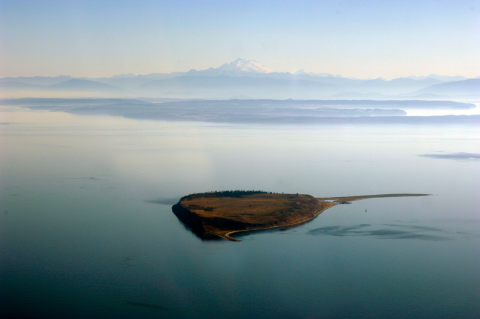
1,107,479,318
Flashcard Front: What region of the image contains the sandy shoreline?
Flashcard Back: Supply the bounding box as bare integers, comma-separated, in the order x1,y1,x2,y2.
317,193,431,203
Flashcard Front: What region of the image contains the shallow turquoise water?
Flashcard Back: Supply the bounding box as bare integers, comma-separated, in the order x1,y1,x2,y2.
1,109,479,318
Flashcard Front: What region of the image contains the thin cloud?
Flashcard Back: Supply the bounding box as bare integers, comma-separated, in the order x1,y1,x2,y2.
418,152,480,161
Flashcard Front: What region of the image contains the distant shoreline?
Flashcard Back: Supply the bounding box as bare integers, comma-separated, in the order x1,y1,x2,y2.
1,98,478,125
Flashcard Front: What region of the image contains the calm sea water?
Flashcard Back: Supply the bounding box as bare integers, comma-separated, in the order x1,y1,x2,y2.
1,108,479,318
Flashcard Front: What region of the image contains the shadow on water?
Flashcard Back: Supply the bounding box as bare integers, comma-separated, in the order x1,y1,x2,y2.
229,226,300,240
383,224,445,232
177,220,224,241
308,224,452,241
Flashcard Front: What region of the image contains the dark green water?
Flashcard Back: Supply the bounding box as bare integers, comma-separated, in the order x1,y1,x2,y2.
1,109,479,318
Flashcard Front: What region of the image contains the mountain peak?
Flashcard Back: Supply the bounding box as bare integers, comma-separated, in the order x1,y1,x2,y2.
217,58,273,74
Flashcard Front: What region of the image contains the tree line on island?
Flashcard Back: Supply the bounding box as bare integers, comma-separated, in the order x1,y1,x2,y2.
181,190,283,201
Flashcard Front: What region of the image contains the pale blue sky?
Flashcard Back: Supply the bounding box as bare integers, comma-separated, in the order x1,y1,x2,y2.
1,0,478,79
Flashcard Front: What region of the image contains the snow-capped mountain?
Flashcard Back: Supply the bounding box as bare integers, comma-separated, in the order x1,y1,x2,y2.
217,58,272,73
185,58,272,76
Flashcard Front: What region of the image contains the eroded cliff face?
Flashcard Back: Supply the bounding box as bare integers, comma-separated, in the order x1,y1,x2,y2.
172,202,252,233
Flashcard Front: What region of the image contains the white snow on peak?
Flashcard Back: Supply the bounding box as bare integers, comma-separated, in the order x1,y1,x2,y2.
217,58,273,74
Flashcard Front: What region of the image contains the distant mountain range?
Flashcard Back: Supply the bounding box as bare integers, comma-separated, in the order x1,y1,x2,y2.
49,79,120,91
1,58,478,99
415,79,480,97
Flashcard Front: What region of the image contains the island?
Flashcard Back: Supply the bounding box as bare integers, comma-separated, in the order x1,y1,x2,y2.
172,191,430,241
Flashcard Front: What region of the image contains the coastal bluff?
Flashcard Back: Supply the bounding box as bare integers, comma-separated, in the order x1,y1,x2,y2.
172,191,430,241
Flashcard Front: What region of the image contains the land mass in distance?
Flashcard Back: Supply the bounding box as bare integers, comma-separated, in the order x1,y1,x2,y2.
172,191,431,241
